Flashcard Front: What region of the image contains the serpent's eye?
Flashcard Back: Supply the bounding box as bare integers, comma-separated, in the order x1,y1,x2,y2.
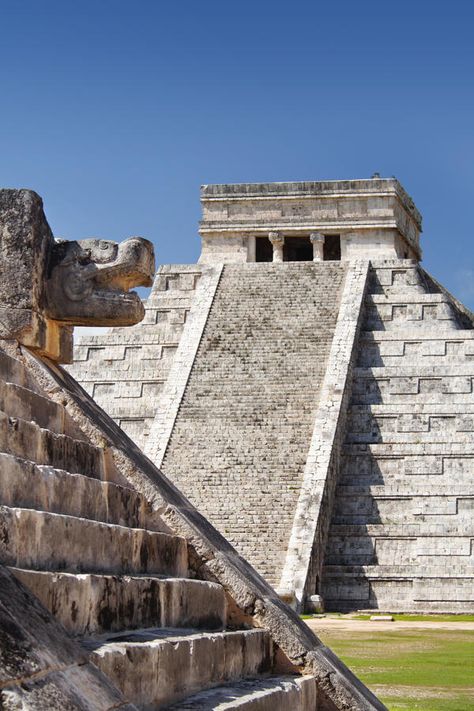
77,250,92,265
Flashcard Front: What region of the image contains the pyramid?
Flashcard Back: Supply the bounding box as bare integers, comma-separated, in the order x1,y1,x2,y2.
0,189,384,710
69,178,474,616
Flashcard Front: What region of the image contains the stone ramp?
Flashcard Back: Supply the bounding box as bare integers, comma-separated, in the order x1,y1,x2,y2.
153,262,346,587
321,261,474,612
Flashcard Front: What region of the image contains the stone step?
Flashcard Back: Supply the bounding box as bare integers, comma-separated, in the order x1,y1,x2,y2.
366,293,450,305
0,506,188,577
342,442,474,455
356,331,474,369
350,368,474,405
349,402,474,415
332,500,473,525
336,483,473,497
323,564,474,577
79,371,166,389
325,553,473,570
328,522,474,536
85,627,274,708
363,300,458,329
0,349,44,394
357,338,474,367
0,452,163,530
359,329,474,342
12,569,226,636
73,329,189,348
0,379,86,439
353,365,474,377
345,430,474,444
166,675,317,710
0,410,107,478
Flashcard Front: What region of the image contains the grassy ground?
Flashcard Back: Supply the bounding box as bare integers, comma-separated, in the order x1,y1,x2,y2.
351,613,474,623
316,626,474,710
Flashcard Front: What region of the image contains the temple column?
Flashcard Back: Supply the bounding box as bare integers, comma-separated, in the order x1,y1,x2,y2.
310,232,325,262
269,231,284,262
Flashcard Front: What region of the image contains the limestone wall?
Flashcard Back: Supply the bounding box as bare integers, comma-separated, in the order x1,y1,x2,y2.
68,265,203,449
199,179,422,263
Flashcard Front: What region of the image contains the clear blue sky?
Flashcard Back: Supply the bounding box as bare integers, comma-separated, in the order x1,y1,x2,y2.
1,0,473,306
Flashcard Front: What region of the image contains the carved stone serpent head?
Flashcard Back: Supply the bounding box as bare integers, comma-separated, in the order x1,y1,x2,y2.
0,189,155,362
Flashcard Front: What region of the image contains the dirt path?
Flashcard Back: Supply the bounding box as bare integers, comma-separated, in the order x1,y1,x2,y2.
306,618,474,633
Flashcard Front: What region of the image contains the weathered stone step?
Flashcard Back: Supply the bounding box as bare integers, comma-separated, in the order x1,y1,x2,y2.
165,675,317,709
12,569,226,636
0,379,86,439
322,581,474,613
333,490,474,520
359,330,474,344
345,430,474,444
353,365,474,377
359,329,474,341
85,627,273,708
337,483,473,496
328,522,474,536
342,441,474,455
0,349,44,394
324,562,474,586
73,329,187,347
0,410,107,478
350,371,474,405
348,403,474,417
363,300,458,329
357,330,474,366
0,506,188,577
0,452,163,530
366,293,450,305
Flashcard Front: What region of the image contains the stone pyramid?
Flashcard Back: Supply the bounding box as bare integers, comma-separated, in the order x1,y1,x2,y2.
69,178,474,616
0,189,384,710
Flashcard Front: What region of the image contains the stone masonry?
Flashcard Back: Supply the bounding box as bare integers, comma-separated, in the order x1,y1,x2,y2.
69,265,203,448
69,177,474,616
0,189,384,710
157,262,345,587
199,178,422,263
321,261,474,612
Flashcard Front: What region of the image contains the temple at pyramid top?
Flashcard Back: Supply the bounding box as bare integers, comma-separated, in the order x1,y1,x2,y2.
199,176,422,263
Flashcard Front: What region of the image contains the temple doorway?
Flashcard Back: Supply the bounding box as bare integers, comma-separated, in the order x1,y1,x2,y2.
323,235,341,261
284,236,313,261
255,236,273,262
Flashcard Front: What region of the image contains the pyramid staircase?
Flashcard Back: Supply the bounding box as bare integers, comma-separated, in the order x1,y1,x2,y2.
0,345,325,709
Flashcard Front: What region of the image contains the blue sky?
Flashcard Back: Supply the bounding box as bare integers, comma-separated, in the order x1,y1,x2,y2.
1,0,474,306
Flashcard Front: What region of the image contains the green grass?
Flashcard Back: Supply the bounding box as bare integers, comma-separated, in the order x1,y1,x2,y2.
382,697,474,711
317,627,474,711
352,613,474,623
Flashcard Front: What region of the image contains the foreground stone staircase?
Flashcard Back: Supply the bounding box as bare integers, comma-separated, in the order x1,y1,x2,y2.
322,261,474,612
0,345,324,709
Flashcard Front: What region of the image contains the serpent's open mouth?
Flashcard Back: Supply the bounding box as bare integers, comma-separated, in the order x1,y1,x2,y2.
45,236,155,327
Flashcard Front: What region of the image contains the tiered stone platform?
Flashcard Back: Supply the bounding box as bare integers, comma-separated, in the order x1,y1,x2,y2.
322,261,474,612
